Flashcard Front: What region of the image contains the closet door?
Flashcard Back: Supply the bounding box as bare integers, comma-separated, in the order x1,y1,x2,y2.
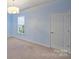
50,13,64,49
63,13,71,53
50,12,71,52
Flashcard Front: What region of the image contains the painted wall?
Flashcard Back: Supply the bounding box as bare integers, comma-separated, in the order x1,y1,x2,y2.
7,14,13,37
7,0,71,47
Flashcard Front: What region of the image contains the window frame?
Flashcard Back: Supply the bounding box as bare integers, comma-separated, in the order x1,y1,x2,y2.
17,16,25,35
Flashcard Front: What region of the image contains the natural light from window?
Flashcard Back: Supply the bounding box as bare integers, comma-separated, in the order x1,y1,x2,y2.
18,16,25,34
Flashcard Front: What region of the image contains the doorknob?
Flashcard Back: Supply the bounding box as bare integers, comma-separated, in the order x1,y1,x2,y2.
68,30,70,32
50,32,54,34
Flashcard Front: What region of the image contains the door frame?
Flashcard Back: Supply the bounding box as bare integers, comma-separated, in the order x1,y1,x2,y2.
49,11,71,53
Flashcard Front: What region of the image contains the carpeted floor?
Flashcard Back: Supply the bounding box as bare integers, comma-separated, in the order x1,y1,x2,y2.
7,37,71,59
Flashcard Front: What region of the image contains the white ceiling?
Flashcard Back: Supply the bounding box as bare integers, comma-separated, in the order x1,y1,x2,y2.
7,0,57,10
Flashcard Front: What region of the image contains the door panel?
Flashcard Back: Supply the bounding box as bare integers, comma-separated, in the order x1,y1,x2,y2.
50,12,71,52
63,13,71,52
50,14,64,49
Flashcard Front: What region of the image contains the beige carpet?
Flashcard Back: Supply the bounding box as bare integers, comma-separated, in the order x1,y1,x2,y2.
7,37,71,59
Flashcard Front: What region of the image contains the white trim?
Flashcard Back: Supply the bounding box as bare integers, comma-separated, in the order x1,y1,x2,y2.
10,35,50,48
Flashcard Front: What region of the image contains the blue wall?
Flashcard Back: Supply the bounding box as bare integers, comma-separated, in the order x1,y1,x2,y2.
7,0,71,47
7,14,13,37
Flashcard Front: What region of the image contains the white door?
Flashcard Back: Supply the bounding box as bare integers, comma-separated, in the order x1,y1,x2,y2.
50,13,64,49
63,12,71,53
50,12,71,52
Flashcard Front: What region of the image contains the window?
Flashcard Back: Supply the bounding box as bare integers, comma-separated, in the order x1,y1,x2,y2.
18,16,25,34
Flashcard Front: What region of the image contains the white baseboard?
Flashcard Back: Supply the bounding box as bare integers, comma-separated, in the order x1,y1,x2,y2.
7,34,13,38
10,35,50,48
